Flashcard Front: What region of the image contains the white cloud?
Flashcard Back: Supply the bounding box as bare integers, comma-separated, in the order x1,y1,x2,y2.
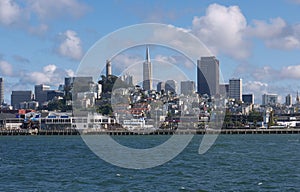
20,64,74,87
26,0,89,20
0,60,13,76
280,65,300,79
265,35,300,50
112,53,143,74
0,0,89,35
28,23,48,35
191,3,249,59
248,17,300,50
252,66,277,81
244,81,268,94
0,0,21,25
247,18,286,39
154,55,177,64
57,30,83,60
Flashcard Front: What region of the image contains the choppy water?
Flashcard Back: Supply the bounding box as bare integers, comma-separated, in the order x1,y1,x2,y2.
1,134,300,191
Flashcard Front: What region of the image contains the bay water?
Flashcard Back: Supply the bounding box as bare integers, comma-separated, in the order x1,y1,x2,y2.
1,134,300,191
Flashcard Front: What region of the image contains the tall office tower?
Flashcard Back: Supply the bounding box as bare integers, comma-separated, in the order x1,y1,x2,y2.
11,90,32,109
157,82,165,93
165,80,177,94
197,56,219,96
286,94,292,106
143,46,152,91
106,60,112,77
229,78,242,101
181,80,195,95
35,84,51,106
0,77,4,104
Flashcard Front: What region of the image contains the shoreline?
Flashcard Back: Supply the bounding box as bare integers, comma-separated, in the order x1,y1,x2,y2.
1,128,300,136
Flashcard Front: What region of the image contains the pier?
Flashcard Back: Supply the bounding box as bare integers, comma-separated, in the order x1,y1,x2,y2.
1,128,300,136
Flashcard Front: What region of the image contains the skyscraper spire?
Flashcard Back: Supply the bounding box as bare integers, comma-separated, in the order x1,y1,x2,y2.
146,45,150,63
143,46,152,91
297,91,300,104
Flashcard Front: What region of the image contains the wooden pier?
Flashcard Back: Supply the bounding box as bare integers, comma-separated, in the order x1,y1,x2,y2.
1,128,300,136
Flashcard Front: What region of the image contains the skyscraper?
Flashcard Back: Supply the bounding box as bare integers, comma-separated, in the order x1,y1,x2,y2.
157,82,165,92
286,94,292,106
0,77,4,104
181,80,195,95
197,56,219,96
143,46,152,91
242,94,254,104
229,79,242,101
11,90,32,109
35,84,50,106
165,80,177,94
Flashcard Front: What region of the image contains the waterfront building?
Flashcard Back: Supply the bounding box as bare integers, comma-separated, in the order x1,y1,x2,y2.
181,80,195,95
262,93,278,106
286,94,292,106
157,82,165,93
242,94,254,104
11,90,32,109
165,80,177,94
0,77,4,104
35,84,50,106
143,46,152,91
229,79,242,101
197,56,219,96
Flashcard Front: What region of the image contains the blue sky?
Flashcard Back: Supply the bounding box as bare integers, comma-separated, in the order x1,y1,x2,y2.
1,0,300,104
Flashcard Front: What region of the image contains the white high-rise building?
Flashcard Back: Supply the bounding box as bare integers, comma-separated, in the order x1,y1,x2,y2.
229,79,242,101
143,46,152,91
262,93,278,106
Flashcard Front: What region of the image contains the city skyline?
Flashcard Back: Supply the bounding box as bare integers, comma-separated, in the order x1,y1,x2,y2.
1,1,300,104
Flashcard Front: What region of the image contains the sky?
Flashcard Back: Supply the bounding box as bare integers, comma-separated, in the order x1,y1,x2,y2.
1,0,300,104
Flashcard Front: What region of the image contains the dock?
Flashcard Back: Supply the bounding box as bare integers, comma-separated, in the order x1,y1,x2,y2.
1,128,300,136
